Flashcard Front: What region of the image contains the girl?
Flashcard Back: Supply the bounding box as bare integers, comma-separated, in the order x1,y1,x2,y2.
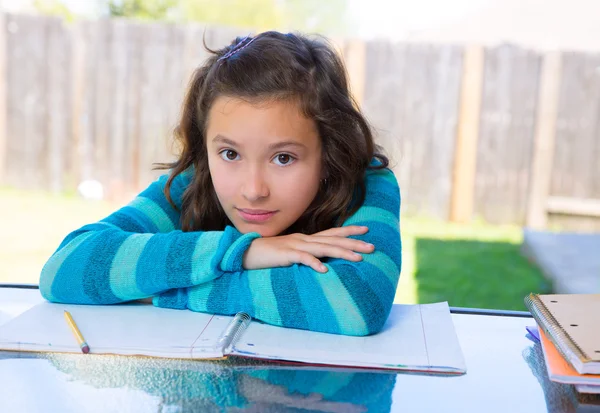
40,31,401,336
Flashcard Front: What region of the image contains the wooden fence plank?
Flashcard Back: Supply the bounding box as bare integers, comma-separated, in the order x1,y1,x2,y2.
549,52,600,231
125,22,143,192
5,15,49,189
508,48,541,224
546,196,600,218
362,41,407,212
137,23,169,188
474,45,540,224
428,44,463,220
526,51,562,229
106,19,129,201
69,21,86,190
46,17,71,193
342,39,366,107
450,45,483,222
162,24,187,168
79,21,99,183
92,19,112,190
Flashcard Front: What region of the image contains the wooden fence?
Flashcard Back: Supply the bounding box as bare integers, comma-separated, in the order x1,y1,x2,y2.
1,13,600,230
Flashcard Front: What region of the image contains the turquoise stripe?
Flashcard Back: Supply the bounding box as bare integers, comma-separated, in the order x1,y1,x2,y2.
39,232,95,302
191,232,224,284
186,282,215,312
344,206,399,228
128,196,175,233
246,370,270,381
367,168,396,183
109,234,152,300
362,251,400,285
316,265,368,335
220,232,261,271
247,269,282,325
311,372,355,398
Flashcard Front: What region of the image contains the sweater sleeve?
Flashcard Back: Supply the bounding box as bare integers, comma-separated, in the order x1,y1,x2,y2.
39,172,260,305
154,167,402,336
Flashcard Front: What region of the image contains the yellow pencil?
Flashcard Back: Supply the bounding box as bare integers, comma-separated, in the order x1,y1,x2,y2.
64,310,90,354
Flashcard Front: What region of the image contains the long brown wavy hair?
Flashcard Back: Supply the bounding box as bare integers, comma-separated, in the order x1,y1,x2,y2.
156,31,389,234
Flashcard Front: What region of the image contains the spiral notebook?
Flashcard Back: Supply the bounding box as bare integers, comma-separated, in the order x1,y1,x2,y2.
525,293,600,375
0,301,467,374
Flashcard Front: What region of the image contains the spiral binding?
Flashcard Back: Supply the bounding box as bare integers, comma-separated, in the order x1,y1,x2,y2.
218,312,252,355
525,294,590,364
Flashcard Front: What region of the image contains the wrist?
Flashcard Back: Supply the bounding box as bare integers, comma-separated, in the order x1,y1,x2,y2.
220,228,261,272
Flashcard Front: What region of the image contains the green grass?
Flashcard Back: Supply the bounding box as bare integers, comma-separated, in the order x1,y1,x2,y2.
1,189,550,310
396,217,551,311
0,188,117,285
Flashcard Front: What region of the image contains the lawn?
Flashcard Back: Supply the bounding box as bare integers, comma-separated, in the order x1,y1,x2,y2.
1,189,550,311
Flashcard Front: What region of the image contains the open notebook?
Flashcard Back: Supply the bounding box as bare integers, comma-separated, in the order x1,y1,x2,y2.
0,301,466,374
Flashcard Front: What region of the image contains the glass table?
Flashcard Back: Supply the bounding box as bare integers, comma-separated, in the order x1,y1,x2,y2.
0,285,597,413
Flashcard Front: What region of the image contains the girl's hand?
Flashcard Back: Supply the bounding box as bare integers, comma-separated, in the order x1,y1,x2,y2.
242,226,374,273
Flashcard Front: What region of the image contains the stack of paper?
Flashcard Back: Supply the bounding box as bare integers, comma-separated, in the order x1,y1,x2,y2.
525,293,600,395
538,329,600,394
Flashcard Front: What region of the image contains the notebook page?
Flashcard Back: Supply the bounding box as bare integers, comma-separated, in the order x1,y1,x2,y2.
230,302,466,373
0,302,232,359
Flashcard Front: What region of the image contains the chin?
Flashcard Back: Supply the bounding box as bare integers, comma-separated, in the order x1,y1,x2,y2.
235,223,282,238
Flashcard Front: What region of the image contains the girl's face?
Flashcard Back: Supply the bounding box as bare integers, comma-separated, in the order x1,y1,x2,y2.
206,96,323,237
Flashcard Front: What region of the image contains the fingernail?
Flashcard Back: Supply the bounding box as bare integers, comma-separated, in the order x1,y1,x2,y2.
320,264,327,272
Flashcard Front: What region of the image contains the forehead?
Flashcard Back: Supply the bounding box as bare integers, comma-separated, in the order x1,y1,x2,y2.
206,96,318,146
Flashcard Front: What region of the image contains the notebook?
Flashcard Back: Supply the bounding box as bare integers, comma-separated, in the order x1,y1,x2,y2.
525,293,600,375
576,385,600,395
538,327,600,386
0,301,467,374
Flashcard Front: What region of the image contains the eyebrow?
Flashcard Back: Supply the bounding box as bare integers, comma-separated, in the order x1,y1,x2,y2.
212,134,307,151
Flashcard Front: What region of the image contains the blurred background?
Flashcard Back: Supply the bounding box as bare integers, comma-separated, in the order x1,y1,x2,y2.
1,0,599,310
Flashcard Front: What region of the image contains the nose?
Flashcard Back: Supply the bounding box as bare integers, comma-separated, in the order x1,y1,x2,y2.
241,165,270,202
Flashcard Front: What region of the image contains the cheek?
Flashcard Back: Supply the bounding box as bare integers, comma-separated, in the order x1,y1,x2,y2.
277,170,320,208
208,159,235,201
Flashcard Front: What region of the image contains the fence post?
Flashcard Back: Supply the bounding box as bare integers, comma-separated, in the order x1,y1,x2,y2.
450,45,484,223
0,12,6,184
525,51,562,229
343,39,366,108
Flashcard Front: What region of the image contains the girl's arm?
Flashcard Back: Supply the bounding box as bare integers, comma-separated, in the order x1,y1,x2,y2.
155,168,401,336
39,172,260,304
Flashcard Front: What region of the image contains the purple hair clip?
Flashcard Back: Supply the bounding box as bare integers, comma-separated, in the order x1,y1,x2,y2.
218,35,257,63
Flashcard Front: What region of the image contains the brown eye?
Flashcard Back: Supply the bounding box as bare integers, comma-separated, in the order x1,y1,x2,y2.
275,154,293,165
221,150,239,161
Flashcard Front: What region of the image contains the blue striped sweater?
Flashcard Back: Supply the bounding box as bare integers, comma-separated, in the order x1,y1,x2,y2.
40,167,401,336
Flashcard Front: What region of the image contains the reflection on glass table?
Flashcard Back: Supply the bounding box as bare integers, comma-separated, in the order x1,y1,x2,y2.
1,351,398,412
0,286,599,413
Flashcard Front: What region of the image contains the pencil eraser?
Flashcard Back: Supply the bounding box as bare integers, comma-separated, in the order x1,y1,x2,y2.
82,345,90,354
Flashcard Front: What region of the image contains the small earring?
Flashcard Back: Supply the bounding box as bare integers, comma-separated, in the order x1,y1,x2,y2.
321,178,328,186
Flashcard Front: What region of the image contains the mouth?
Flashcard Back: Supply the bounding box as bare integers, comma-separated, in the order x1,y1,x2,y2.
236,208,278,223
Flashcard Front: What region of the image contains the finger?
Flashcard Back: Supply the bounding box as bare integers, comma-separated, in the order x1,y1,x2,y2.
309,236,375,253
291,251,328,273
313,225,368,237
295,242,364,262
